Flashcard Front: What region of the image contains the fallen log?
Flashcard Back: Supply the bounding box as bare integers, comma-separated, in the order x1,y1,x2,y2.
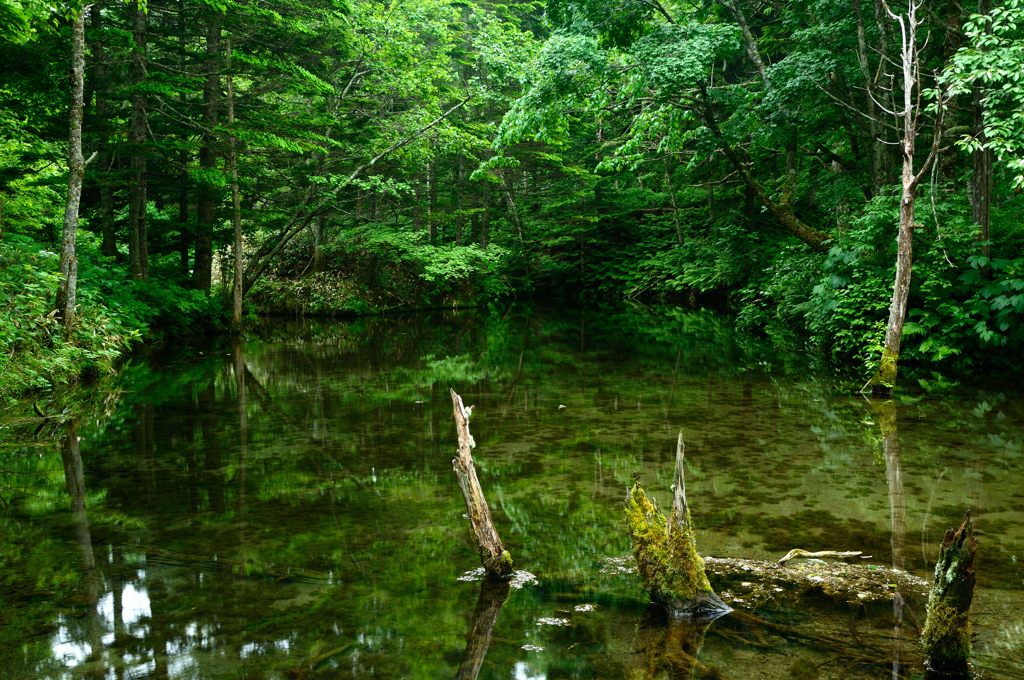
625,432,729,616
922,510,978,676
450,388,513,581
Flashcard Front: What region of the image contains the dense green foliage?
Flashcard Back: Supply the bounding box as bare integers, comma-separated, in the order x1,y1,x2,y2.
2,0,1024,398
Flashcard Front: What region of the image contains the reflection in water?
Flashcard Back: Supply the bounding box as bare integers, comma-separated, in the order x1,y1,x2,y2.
631,608,725,680
57,421,103,673
454,580,511,680
52,422,159,678
877,398,907,680
235,340,248,521
3,309,1023,679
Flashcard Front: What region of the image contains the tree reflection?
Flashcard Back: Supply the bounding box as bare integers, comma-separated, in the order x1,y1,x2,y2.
631,607,727,680
235,341,248,521
454,579,511,680
59,421,104,676
876,398,907,680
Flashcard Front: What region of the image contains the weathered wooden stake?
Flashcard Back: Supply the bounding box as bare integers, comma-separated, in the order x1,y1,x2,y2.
450,388,513,580
922,510,978,676
625,432,728,615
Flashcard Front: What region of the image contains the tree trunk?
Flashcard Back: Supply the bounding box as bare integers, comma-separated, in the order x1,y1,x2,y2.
922,511,978,675
227,39,243,331
456,154,466,246
90,6,117,260
449,388,513,580
128,0,148,280
56,9,87,328
852,0,887,197
502,173,524,244
665,161,682,245
428,157,437,243
177,0,190,273
179,162,190,271
480,180,490,249
868,0,943,397
697,84,830,253
971,0,993,258
470,194,480,244
313,215,326,273
192,11,223,290
413,173,424,232
870,159,916,396
722,0,767,82
625,432,728,615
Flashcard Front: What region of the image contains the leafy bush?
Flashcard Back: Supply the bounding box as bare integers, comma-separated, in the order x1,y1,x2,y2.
0,235,141,402
740,189,1024,378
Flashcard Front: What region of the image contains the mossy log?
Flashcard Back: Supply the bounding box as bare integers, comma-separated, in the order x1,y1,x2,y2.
922,510,978,676
625,432,728,616
450,388,513,581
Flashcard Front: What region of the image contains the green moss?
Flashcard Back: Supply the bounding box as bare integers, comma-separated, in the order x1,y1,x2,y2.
484,550,513,581
625,480,718,614
870,346,899,396
921,598,972,668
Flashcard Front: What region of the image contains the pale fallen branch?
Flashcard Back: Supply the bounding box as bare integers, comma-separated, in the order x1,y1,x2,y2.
777,549,863,565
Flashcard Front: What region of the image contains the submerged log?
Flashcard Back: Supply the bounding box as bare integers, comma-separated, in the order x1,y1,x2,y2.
625,432,728,616
922,510,978,676
450,388,514,581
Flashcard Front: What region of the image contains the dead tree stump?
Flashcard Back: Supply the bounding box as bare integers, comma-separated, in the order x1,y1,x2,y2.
625,432,728,616
450,388,513,581
922,510,978,676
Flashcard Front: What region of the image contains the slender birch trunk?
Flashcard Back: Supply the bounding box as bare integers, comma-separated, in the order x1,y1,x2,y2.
868,0,945,397
56,9,87,328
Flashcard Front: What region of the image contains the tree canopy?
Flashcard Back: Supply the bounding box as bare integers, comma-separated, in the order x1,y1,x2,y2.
3,0,1024,400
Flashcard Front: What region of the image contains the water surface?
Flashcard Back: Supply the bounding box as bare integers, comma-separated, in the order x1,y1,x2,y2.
2,306,1022,679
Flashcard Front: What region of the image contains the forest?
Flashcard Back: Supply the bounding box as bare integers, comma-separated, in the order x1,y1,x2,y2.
2,0,1024,402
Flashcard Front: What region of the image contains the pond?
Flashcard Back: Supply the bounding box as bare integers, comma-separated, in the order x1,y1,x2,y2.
1,306,1022,679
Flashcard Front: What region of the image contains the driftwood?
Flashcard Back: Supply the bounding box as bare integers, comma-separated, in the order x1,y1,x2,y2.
624,432,728,615
777,549,863,564
922,510,978,676
450,388,513,581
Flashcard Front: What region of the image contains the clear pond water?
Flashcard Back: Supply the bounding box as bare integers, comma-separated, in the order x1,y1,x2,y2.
1,307,1022,679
